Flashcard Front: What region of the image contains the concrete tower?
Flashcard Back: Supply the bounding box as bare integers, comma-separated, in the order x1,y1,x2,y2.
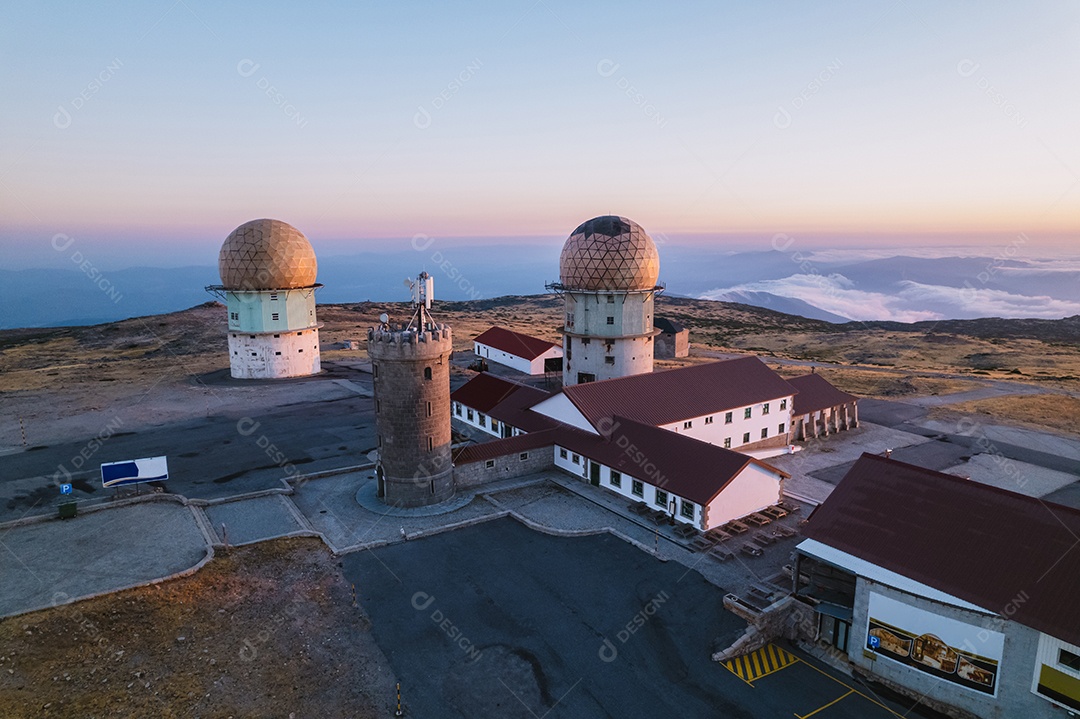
551,215,662,386
212,219,322,379
368,273,454,507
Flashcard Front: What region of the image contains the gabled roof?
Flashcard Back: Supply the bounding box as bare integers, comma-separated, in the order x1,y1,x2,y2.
450,373,556,432
653,317,686,334
803,453,1080,646
453,429,562,465
558,356,797,428
555,416,787,506
787,373,857,415
473,326,559,361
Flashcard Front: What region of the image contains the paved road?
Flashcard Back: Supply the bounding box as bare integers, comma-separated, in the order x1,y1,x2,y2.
346,517,940,719
0,392,377,523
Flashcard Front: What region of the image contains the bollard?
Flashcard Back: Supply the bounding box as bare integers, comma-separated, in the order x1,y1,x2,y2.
395,681,403,716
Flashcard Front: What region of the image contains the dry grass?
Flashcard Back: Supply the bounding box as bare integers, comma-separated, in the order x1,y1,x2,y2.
0,539,393,719
928,394,1080,436
770,366,981,399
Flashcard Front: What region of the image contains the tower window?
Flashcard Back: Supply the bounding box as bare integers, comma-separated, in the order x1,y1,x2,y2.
376,400,380,413
298,349,303,353
606,316,614,325
250,335,255,339
604,356,615,365
271,313,279,321
373,364,378,378
251,352,257,357
427,402,432,417
270,293,278,300
424,367,432,380
427,437,433,451
275,351,281,356
273,334,280,338
581,338,590,346
607,295,614,303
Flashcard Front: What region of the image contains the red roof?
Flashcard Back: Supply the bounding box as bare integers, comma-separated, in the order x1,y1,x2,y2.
559,356,797,428
474,326,559,361
453,429,563,465
556,417,786,506
787,373,857,416
804,453,1080,646
450,373,556,432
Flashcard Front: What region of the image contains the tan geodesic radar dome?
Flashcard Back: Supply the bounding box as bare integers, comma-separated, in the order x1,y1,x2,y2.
218,219,317,290
559,215,660,291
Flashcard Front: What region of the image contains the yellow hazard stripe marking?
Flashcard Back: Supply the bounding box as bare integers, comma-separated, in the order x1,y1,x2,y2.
722,643,798,683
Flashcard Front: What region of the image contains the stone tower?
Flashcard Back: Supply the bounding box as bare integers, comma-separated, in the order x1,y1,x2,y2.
367,274,454,507
551,215,662,386
212,218,322,379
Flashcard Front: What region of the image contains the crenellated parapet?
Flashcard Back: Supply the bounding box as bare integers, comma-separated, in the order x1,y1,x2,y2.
367,324,453,361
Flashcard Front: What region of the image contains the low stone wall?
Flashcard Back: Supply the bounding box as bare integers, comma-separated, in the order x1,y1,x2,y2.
453,447,555,489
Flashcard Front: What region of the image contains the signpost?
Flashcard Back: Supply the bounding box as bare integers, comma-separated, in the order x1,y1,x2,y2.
60,483,72,495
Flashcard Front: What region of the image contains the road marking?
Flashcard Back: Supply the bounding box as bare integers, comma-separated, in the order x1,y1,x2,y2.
796,688,853,718
722,644,798,684
793,656,910,719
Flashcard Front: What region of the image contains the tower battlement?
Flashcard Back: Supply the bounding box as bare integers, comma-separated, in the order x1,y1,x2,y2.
367,324,453,360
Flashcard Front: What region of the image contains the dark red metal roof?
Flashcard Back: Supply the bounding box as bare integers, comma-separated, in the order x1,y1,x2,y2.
450,373,555,432
473,326,559,361
453,429,563,465
804,453,1080,646
560,356,797,427
555,416,787,506
787,373,857,416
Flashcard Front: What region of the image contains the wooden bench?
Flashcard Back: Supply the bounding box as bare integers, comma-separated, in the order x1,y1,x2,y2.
628,501,651,516
771,524,797,538
740,543,764,558
745,513,772,527
778,500,801,514
762,505,789,520
724,520,750,535
689,536,715,552
709,546,735,562
674,523,699,539
705,527,732,543
754,531,778,546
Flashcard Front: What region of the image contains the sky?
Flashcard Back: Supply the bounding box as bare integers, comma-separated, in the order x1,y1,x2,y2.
1,1,1078,270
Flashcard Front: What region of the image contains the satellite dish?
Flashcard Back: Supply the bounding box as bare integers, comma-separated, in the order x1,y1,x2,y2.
403,278,413,288
379,313,389,324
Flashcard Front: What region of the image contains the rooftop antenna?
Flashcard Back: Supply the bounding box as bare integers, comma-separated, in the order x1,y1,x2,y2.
405,271,435,331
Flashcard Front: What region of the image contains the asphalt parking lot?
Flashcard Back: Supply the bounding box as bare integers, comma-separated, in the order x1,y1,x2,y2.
346,517,934,719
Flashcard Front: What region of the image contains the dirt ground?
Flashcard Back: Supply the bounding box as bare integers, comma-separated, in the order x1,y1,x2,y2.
0,539,397,719
928,393,1080,437
771,365,979,399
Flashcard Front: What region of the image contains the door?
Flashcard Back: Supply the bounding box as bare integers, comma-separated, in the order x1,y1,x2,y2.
589,462,601,486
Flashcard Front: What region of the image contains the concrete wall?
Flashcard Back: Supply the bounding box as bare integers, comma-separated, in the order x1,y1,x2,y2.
849,578,1059,719
562,289,655,385
369,324,454,507
659,395,795,451
703,463,782,528
226,289,317,334
793,402,858,441
654,329,689,359
453,446,554,488
227,329,321,379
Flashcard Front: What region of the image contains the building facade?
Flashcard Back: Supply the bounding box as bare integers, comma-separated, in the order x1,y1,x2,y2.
472,326,562,375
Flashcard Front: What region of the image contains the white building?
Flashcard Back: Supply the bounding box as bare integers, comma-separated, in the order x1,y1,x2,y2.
549,216,662,386
451,373,552,439
795,454,1080,719
472,326,562,375
210,219,322,379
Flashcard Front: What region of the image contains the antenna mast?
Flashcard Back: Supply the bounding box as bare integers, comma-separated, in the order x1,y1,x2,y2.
405,271,435,331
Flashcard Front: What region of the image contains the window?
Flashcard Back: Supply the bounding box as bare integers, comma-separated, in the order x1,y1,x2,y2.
572,454,580,464
251,352,257,357
559,448,568,459
744,408,752,419
273,334,280,338
631,479,644,497
761,428,768,439
606,316,614,325
683,421,692,429
605,356,615,365
427,402,432,417
655,489,669,508
479,415,486,427
1060,649,1080,672
423,367,432,380
723,438,731,449
275,351,281,355
491,420,499,432
680,500,695,519
609,470,621,488
705,416,713,425
607,294,614,303
778,423,785,434
581,338,590,346
725,412,733,424
485,460,495,469
427,437,433,451
298,348,303,353
780,399,787,411
270,293,278,300
743,432,751,444
373,364,378,378
455,403,462,416
763,403,770,415
467,409,474,421
519,452,529,461
230,312,238,320
271,313,279,321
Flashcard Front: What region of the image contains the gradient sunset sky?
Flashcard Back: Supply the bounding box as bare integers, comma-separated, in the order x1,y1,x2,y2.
1,1,1077,268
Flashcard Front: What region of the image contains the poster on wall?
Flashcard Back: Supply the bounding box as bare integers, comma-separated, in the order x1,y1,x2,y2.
865,592,1002,696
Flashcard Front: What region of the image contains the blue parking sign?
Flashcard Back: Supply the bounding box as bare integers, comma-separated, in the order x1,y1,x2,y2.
60,483,72,495
868,635,880,649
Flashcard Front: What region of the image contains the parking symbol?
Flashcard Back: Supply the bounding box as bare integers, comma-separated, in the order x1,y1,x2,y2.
868,636,880,649
60,483,73,495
